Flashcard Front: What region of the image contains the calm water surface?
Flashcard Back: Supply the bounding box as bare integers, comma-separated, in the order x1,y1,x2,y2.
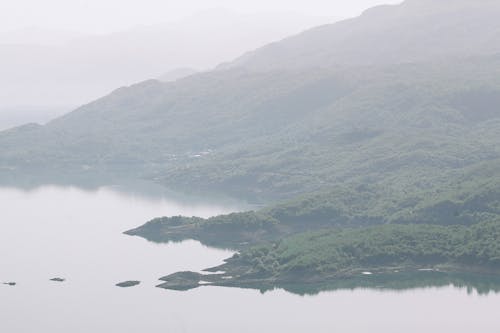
1,185,499,332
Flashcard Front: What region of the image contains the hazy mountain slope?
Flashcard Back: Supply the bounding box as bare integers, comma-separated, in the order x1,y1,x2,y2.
2,0,500,205
0,69,344,178
224,0,500,71
2,55,500,203
157,56,500,200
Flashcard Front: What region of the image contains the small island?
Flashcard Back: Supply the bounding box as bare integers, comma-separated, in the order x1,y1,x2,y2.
50,278,65,282
116,281,141,288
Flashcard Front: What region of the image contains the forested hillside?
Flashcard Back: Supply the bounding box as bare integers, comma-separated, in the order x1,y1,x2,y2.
2,56,500,204
226,0,500,70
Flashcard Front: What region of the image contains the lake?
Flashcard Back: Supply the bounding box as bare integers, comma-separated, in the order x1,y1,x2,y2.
1,185,499,332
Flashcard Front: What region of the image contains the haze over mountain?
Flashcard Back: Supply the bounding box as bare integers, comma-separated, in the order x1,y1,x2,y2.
1,0,500,212
225,0,500,70
0,9,334,130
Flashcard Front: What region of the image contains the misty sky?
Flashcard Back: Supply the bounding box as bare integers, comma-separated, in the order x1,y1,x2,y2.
0,0,403,34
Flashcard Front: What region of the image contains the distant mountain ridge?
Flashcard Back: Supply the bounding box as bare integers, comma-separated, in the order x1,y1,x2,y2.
224,0,500,71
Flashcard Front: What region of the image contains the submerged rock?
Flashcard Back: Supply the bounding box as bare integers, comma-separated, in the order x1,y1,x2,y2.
116,281,141,288
50,278,66,282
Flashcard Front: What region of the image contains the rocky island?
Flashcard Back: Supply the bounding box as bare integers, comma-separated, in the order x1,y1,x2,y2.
50,278,65,282
116,281,141,288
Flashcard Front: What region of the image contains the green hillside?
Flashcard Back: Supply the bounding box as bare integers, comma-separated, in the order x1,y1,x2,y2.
208,220,500,286
226,0,500,70
2,56,500,204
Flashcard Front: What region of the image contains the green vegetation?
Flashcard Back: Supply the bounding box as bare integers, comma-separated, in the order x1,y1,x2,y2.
2,57,500,205
125,212,281,248
153,220,500,292
231,221,500,279
159,58,500,202
149,219,500,292
126,171,500,249
127,187,500,287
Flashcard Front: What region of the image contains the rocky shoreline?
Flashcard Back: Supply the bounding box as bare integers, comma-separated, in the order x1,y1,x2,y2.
155,262,500,294
3,266,500,296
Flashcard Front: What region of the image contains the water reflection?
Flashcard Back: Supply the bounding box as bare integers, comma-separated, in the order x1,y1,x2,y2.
254,271,500,296
0,173,246,207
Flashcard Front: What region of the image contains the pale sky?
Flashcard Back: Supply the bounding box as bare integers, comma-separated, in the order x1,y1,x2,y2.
0,0,403,34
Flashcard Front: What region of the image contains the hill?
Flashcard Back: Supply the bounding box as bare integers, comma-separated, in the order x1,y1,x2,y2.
225,0,500,71
2,55,500,202
2,0,500,201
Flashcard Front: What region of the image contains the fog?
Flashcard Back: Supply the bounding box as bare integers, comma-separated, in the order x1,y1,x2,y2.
0,1,403,33
0,0,401,130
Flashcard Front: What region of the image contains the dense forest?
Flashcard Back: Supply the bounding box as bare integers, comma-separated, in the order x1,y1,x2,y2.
150,220,500,291
230,221,500,280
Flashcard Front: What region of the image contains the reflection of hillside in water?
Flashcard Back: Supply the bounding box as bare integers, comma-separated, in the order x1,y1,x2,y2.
236,271,500,296
0,174,246,208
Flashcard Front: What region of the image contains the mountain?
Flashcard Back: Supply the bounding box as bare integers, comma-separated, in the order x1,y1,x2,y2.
1,0,500,206
224,0,500,71
2,55,500,200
